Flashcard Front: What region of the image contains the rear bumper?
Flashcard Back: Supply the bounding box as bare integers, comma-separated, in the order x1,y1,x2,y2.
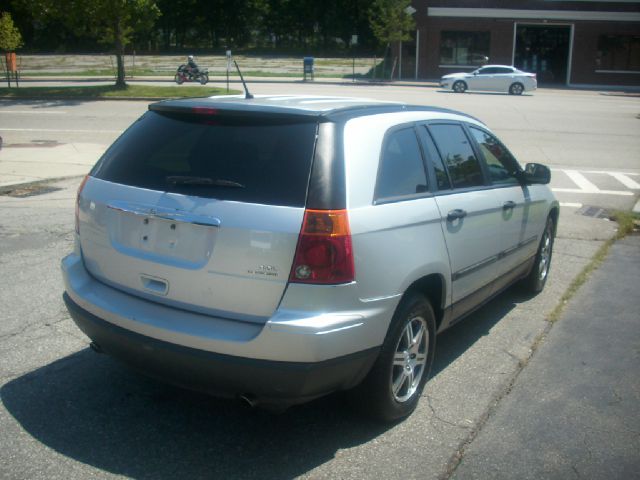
62,251,393,363
64,292,378,405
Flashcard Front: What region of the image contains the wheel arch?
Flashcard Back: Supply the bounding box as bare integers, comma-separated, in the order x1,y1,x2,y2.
548,206,560,236
403,273,446,330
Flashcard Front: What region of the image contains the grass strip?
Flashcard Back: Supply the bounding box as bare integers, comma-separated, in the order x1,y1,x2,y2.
0,84,238,99
20,70,360,79
547,209,639,323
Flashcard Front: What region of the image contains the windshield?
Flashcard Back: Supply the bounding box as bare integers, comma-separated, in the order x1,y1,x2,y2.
92,111,318,207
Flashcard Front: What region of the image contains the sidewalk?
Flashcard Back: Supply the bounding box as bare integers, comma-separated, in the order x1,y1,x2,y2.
0,142,102,189
15,74,442,89
451,234,640,480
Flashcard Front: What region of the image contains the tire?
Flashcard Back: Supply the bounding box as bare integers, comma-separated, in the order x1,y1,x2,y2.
522,216,555,293
174,73,184,85
350,292,436,421
452,80,467,93
509,82,524,95
199,73,209,85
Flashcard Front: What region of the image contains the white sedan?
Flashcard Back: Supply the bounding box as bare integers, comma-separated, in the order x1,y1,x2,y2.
440,65,537,95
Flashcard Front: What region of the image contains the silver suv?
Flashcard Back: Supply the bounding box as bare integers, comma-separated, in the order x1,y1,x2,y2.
62,96,558,421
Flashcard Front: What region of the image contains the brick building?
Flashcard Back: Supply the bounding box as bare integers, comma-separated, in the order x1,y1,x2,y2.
399,1,640,86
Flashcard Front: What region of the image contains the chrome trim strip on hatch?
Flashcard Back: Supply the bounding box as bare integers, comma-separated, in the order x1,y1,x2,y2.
107,201,221,227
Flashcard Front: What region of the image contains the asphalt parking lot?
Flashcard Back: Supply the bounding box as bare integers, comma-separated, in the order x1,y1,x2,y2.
0,84,638,479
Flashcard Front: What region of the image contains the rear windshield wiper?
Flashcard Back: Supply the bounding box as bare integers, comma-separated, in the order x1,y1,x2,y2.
166,176,245,188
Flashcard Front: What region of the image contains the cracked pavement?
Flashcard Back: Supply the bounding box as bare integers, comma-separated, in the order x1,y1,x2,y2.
450,235,640,480
0,176,626,479
0,88,638,478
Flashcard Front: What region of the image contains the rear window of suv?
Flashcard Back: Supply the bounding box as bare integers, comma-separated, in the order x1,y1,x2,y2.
92,110,318,207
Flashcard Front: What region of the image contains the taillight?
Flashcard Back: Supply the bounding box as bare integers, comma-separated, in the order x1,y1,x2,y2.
289,209,355,285
75,175,89,234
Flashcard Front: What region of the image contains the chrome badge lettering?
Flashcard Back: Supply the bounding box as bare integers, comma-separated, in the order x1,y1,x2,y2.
247,265,279,277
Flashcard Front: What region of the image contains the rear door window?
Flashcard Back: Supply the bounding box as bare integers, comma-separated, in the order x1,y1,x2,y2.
374,127,428,202
92,111,318,207
428,124,485,189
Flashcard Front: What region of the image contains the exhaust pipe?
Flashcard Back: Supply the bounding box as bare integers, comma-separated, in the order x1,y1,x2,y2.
89,341,103,354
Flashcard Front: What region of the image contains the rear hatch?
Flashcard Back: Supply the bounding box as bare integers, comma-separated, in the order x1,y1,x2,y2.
78,105,319,323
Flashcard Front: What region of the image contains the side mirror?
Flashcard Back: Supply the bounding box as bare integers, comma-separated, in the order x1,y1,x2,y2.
519,163,551,185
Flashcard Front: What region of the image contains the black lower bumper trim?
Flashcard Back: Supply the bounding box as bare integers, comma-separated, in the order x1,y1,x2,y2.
63,293,379,406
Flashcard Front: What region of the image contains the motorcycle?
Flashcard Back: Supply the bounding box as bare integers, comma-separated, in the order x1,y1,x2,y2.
174,65,209,85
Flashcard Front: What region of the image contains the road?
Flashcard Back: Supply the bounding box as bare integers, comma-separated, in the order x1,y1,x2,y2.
0,85,638,479
3,81,639,211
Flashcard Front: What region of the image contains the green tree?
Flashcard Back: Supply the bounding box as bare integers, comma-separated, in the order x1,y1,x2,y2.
0,11,24,52
369,0,415,78
369,0,415,44
20,0,160,87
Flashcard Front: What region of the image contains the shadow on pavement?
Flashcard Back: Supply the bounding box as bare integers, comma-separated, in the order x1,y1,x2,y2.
1,349,388,479
436,90,534,97
432,284,527,377
0,98,90,108
1,286,527,479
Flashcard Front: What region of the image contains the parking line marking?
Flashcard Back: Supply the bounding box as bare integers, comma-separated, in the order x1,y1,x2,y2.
606,172,640,190
552,188,633,196
560,202,582,208
563,170,600,193
583,171,639,176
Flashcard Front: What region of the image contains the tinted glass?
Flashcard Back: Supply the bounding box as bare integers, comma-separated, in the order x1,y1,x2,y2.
597,34,640,71
429,124,484,189
420,126,451,191
469,127,519,185
93,111,318,207
440,31,490,66
494,67,514,74
375,128,428,201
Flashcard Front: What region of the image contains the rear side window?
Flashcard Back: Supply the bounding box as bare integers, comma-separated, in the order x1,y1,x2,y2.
429,124,484,189
92,111,318,207
375,127,428,202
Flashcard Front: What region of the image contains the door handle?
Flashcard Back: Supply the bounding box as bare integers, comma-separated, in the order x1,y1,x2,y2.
503,201,516,210
447,209,467,221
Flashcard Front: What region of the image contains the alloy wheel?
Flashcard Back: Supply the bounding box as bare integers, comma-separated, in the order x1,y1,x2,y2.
538,228,552,282
391,316,429,403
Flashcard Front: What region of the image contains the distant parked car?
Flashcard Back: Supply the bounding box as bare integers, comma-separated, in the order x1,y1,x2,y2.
62,95,557,421
441,65,537,95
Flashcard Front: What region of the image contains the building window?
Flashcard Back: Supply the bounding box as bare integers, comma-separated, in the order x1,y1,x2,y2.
440,31,490,66
597,35,640,72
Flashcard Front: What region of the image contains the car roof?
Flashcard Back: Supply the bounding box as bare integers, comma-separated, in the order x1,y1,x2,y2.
149,95,482,123
478,65,517,70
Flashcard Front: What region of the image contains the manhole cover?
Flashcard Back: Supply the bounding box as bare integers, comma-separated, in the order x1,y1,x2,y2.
0,185,62,198
576,205,610,219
